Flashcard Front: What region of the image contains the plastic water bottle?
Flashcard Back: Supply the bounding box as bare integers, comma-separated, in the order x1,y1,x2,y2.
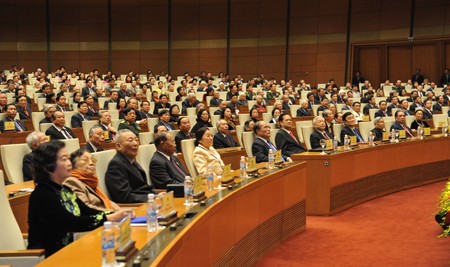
146,194,158,232
442,125,448,137
417,125,423,140
184,176,193,206
390,129,395,143
368,132,374,146
206,164,214,191
268,149,275,169
333,136,338,152
344,135,350,151
102,222,116,267
240,156,247,179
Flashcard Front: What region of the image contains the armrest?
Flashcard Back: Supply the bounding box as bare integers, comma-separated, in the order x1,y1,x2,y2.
0,249,45,257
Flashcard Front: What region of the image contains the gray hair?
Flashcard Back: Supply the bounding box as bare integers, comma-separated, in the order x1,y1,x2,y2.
187,93,196,99
373,117,383,125
216,119,227,129
312,116,322,125
89,125,103,138
116,129,133,142
26,131,44,150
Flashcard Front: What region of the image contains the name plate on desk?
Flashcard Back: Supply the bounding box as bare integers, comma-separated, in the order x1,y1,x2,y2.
363,115,370,121
399,130,406,139
193,176,203,195
439,121,445,127
247,156,257,173
382,131,390,141
275,150,282,162
160,191,175,217
350,136,357,146
117,216,132,252
326,139,333,149
4,121,15,131
222,164,231,180
423,127,431,136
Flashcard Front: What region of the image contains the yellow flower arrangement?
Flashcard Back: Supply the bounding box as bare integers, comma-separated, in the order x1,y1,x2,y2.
436,181,450,238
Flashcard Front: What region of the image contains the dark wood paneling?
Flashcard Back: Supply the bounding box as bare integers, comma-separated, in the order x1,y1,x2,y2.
412,44,438,82
388,46,411,82
356,47,381,86
446,43,450,69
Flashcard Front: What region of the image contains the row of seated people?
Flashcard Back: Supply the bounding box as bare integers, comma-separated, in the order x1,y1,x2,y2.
22,101,447,257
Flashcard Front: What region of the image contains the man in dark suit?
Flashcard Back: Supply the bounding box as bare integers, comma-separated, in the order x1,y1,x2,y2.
440,68,450,87
98,110,117,141
226,95,240,116
139,100,153,119
16,95,32,120
55,95,69,112
297,100,311,117
310,116,334,149
340,112,364,143
412,68,424,85
252,121,274,163
71,101,91,128
390,110,414,138
322,109,335,134
82,125,105,153
275,114,305,158
0,104,27,132
422,100,433,120
150,133,188,189
175,116,194,153
81,80,96,97
213,119,238,149
409,96,423,113
103,91,119,109
374,101,388,118
105,129,157,203
209,91,222,107
45,111,75,140
23,131,48,181
387,97,400,116
181,93,200,114
118,83,131,99
252,121,290,163
363,96,378,115
433,96,444,112
153,94,171,115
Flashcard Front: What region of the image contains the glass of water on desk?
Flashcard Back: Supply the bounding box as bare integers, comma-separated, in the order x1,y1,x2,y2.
320,139,326,154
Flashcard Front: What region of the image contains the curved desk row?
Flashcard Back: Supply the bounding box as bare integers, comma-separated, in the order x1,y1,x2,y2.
291,135,450,215
36,163,307,267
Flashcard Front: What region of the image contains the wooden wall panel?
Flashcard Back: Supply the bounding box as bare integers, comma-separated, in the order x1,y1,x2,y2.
446,43,450,69
356,47,381,86
388,46,411,82
412,44,438,82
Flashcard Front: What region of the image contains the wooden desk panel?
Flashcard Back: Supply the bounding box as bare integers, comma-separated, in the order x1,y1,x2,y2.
36,163,307,267
7,181,35,233
292,136,450,215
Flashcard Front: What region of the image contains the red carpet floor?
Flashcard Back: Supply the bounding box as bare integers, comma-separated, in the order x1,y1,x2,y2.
255,181,450,267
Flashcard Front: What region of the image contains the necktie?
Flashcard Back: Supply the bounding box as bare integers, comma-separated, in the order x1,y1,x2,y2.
402,124,414,137
353,129,363,142
267,141,277,151
322,132,330,140
226,134,232,145
24,109,29,117
171,156,187,176
289,131,299,144
187,133,191,139
62,128,73,139
15,121,23,132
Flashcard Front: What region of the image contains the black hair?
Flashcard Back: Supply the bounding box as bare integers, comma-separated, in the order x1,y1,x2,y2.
342,111,353,122
70,148,87,169
196,109,210,122
33,141,66,184
194,127,210,146
77,101,87,109
220,107,232,119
